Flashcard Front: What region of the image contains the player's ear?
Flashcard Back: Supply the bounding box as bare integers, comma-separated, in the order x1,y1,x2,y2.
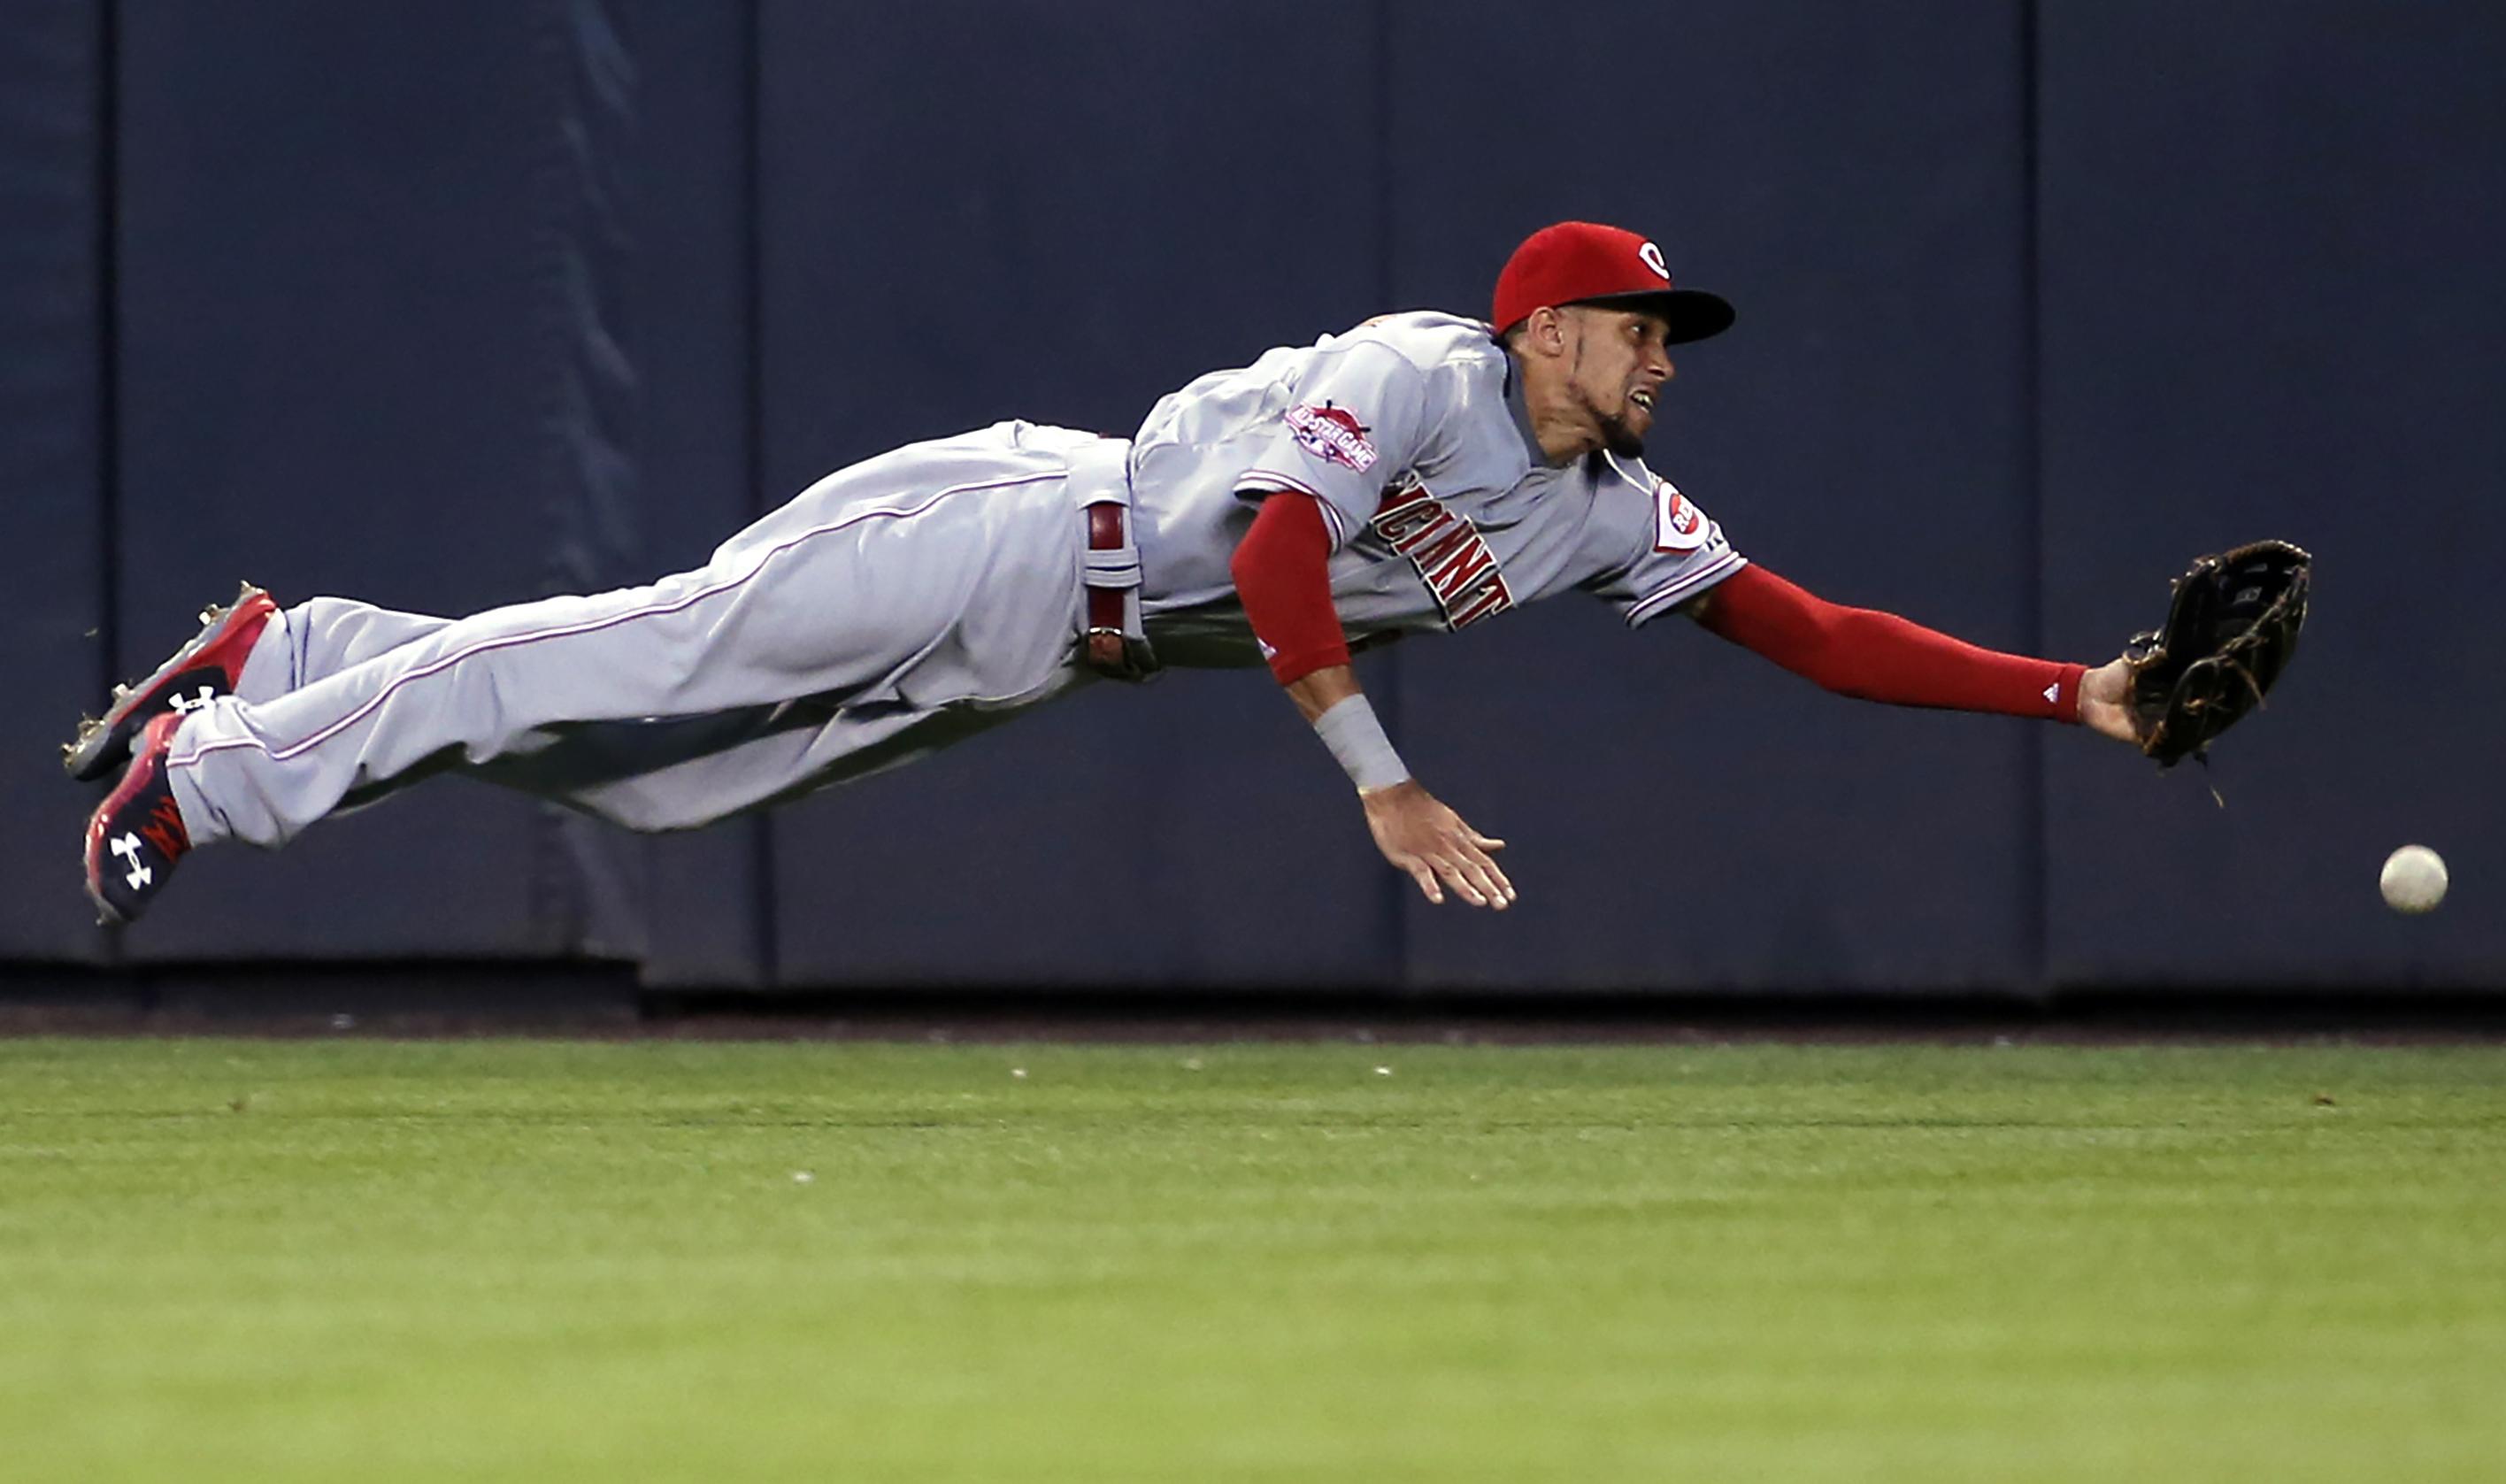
1517,306,1571,359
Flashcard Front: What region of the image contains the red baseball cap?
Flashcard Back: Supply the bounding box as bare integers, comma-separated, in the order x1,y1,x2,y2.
1490,221,1734,343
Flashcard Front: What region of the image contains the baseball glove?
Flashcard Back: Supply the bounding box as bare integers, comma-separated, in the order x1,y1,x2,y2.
2125,540,2311,767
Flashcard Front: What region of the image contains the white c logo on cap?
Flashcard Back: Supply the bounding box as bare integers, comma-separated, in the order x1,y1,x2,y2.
1638,242,1670,281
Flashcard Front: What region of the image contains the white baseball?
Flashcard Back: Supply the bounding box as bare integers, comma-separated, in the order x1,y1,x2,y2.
2379,845,2448,915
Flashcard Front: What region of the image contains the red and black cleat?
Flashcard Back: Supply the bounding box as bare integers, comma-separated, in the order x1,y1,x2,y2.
63,582,277,782
82,713,193,927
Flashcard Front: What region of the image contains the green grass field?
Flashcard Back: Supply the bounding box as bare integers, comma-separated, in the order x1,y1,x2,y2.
4,1037,2502,1481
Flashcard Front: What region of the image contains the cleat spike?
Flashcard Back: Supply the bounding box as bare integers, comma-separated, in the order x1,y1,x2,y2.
64,584,278,783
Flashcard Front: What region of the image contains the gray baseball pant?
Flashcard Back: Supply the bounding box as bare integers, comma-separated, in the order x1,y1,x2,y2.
166,422,1107,846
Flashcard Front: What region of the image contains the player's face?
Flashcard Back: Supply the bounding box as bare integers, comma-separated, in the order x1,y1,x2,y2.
1563,308,1676,458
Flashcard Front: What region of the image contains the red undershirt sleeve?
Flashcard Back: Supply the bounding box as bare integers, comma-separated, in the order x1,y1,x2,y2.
1696,563,2086,722
1231,491,1352,686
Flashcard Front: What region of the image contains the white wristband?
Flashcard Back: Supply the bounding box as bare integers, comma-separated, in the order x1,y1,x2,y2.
1312,695,1411,794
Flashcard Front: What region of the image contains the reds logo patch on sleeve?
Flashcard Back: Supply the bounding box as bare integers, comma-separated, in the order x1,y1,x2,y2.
1284,402,1378,473
1652,478,1709,552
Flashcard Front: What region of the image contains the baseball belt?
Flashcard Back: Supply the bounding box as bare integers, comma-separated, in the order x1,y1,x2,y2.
1071,440,1160,683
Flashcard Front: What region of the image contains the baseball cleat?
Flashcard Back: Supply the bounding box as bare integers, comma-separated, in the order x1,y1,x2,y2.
63,581,275,781
82,713,193,927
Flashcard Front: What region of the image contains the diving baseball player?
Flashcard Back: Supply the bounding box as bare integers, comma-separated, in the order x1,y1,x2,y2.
74,221,2149,925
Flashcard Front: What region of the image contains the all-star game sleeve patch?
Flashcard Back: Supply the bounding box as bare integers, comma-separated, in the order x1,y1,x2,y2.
1283,402,1379,473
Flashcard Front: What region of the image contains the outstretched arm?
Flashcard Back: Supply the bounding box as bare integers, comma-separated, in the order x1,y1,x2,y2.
1682,564,2138,743
1232,492,1515,908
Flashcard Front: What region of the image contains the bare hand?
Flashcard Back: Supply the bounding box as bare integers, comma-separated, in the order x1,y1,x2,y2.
2077,657,2141,746
1361,780,1514,909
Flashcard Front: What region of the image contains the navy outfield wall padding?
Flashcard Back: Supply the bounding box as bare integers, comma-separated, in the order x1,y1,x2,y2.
534,0,648,964
12,1,2502,990
754,1,1398,988
2036,3,2506,988
1380,0,2042,991
622,0,772,988
0,0,110,960
111,0,639,958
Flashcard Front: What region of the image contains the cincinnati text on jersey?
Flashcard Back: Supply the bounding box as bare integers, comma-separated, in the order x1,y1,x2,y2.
1370,479,1514,628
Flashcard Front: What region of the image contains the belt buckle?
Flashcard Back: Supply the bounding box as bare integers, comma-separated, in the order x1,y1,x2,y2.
1083,626,1159,682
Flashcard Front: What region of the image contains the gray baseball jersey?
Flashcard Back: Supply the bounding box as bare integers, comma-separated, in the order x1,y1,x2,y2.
163,313,1744,849
1130,311,1744,665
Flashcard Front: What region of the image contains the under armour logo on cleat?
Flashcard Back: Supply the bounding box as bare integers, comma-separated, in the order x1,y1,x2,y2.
110,832,152,890
168,687,218,714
